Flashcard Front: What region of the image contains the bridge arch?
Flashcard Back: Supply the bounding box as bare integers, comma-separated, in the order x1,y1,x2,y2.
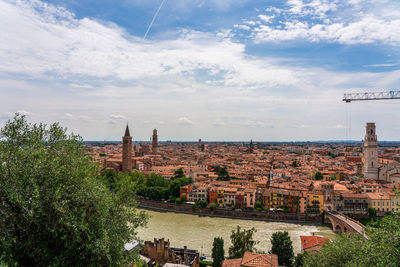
325,211,367,239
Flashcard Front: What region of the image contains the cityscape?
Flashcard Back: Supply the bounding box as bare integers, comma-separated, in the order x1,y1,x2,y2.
1,0,400,267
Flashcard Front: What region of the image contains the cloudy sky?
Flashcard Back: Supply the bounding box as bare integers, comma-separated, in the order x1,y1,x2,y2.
1,0,399,141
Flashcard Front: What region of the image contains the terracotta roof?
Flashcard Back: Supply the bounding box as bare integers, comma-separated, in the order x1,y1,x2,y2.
241,252,278,267
300,236,329,251
222,258,242,267
222,252,278,267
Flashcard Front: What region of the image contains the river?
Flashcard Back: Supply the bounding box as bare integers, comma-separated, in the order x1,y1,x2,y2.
137,209,335,256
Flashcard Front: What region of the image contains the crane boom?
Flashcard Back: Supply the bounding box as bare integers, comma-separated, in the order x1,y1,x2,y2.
343,90,400,103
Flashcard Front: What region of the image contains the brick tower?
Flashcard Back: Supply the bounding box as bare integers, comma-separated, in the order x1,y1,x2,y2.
152,129,158,152
122,124,132,171
362,122,379,179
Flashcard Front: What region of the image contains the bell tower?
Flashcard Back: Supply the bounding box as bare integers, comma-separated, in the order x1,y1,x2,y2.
152,129,158,152
122,124,132,171
362,122,379,179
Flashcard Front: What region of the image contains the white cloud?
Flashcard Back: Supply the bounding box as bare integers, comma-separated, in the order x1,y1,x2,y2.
240,120,273,128
175,117,195,125
213,120,226,126
0,0,299,88
258,14,274,23
110,114,128,120
17,110,33,116
242,0,400,46
234,24,251,31
64,113,90,121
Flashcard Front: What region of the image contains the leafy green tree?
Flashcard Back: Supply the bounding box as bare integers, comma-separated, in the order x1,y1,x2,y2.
212,237,225,267
368,207,377,219
255,201,263,211
303,215,400,267
0,114,147,266
98,169,119,191
175,197,183,205
212,165,230,181
146,173,169,187
173,167,185,179
294,252,307,267
270,231,294,267
197,200,207,208
228,226,258,259
169,177,192,198
291,160,300,168
314,171,323,180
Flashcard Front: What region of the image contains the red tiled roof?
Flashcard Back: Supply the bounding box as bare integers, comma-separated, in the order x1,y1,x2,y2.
300,235,329,251
241,252,278,267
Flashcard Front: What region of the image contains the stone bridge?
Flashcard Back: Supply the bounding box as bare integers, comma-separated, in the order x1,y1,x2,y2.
325,211,368,239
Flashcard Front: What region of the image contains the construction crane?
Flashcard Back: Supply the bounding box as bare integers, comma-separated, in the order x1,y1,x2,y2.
343,90,400,103
342,90,400,140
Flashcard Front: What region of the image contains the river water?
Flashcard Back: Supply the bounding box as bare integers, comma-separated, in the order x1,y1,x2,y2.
137,209,335,256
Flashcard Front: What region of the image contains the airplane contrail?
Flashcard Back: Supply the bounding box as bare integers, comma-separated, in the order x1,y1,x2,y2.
143,0,167,40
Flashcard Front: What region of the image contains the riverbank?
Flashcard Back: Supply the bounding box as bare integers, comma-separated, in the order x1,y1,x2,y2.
138,199,326,225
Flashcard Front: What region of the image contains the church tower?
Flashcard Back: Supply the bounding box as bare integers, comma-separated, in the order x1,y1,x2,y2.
249,139,254,153
362,122,379,179
122,124,133,171
152,129,158,152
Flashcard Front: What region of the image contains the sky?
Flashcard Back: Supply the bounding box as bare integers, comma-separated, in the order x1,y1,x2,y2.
0,0,400,141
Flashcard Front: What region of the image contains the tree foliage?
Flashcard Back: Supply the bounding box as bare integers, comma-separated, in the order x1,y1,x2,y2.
197,200,207,208
228,226,258,259
0,114,147,266
270,231,294,267
212,165,230,181
173,168,185,179
314,171,323,180
303,215,400,267
212,237,225,267
294,252,307,267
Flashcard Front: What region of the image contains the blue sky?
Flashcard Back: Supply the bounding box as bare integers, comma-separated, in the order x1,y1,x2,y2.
0,0,400,141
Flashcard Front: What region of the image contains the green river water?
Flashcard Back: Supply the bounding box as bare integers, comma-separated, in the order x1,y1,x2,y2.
137,209,335,256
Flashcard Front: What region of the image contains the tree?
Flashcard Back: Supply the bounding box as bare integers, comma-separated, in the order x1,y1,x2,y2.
173,168,185,179
197,200,207,208
314,171,323,180
294,252,307,267
291,160,300,168
175,197,183,205
168,177,192,198
212,237,225,267
303,215,400,266
368,207,377,219
255,201,263,211
98,169,119,191
228,226,258,259
0,114,147,266
270,231,294,267
212,165,230,181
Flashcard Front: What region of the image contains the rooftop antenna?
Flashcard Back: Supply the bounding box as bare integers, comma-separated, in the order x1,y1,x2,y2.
143,0,167,40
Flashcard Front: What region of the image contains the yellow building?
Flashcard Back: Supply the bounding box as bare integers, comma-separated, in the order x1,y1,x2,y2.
366,192,390,213
306,191,324,213
389,192,400,213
